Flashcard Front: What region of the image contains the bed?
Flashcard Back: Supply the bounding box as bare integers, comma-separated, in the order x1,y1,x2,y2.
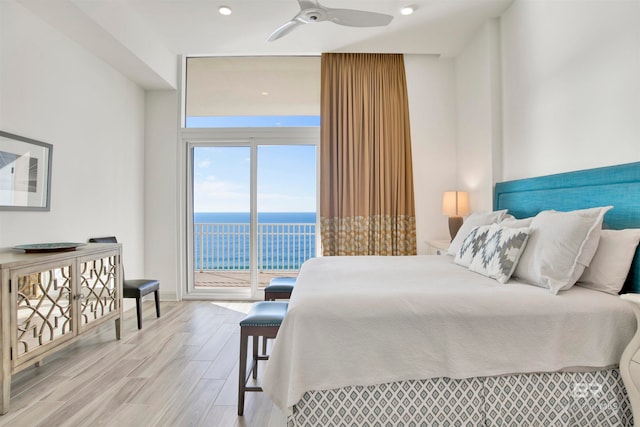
262,162,640,426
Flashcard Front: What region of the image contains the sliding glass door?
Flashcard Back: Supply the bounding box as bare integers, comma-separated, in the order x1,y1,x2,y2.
257,145,317,288
192,145,252,292
185,128,318,299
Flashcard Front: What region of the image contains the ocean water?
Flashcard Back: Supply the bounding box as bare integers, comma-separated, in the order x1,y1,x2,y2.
194,212,317,271
194,212,316,224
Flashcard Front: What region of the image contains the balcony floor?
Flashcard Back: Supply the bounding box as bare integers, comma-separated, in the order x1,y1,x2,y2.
194,271,297,288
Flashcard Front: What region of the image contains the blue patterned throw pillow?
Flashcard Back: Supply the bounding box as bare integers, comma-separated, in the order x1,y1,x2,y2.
455,224,531,283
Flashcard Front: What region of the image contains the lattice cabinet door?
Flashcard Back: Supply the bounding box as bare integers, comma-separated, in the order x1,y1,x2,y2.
77,254,120,331
10,263,76,368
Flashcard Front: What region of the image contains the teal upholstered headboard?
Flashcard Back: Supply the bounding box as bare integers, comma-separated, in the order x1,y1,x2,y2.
494,162,640,294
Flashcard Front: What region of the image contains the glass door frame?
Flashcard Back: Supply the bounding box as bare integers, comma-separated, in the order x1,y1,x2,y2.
182,127,319,300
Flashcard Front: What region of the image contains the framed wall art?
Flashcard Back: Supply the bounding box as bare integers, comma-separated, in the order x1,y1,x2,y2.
0,131,53,211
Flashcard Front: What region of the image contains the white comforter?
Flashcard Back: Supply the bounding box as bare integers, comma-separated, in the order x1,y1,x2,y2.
262,255,637,414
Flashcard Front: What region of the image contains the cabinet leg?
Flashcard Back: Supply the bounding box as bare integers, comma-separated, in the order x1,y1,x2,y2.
0,374,10,414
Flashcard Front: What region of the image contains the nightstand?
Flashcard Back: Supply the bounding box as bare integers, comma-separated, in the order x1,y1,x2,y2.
620,293,640,423
425,239,450,255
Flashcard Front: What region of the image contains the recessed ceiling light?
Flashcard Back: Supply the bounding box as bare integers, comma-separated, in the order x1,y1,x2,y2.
218,6,232,16
261,91,269,96
400,7,414,16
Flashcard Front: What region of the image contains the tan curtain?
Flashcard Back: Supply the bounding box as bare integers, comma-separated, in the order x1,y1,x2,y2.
320,53,416,256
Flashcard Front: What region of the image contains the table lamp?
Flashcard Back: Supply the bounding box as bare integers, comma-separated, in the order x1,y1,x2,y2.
442,191,469,240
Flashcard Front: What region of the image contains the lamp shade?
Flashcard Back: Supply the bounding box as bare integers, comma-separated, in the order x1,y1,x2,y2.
442,191,470,217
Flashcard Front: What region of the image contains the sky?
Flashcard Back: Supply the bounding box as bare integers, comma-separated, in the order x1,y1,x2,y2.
193,144,316,213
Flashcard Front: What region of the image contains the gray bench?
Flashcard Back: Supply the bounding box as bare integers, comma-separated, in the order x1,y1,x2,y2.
238,301,288,416
264,276,296,301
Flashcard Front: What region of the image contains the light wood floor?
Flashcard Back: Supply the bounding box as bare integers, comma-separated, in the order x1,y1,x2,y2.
0,301,286,427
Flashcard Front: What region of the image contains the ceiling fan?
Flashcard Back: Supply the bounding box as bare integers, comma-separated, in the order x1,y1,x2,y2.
267,0,394,42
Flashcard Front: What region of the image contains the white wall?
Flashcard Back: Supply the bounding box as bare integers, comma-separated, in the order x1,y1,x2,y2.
405,55,458,250
144,90,179,300
0,1,146,277
455,20,502,212
501,0,640,180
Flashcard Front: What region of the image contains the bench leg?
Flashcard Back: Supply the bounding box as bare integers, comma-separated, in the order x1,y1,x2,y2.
238,329,248,416
252,335,259,380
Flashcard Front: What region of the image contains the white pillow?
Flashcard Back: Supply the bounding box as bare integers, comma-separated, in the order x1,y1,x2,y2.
500,217,533,228
454,224,531,283
513,206,612,294
447,210,508,256
577,229,640,295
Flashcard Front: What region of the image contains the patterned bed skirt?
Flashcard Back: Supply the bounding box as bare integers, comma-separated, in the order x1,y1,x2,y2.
287,369,632,426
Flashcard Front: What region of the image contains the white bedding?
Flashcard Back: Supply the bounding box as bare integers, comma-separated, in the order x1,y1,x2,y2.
261,255,637,415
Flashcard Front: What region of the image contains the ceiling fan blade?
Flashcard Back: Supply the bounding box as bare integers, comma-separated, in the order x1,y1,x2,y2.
267,19,303,42
326,9,393,27
297,0,320,9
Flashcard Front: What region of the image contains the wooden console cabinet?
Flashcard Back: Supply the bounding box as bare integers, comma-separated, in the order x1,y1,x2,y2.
0,243,122,414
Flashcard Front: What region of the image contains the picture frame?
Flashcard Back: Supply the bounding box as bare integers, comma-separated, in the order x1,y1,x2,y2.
0,131,53,211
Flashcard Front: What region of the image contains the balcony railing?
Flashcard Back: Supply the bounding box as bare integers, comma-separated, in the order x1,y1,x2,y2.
194,223,316,272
